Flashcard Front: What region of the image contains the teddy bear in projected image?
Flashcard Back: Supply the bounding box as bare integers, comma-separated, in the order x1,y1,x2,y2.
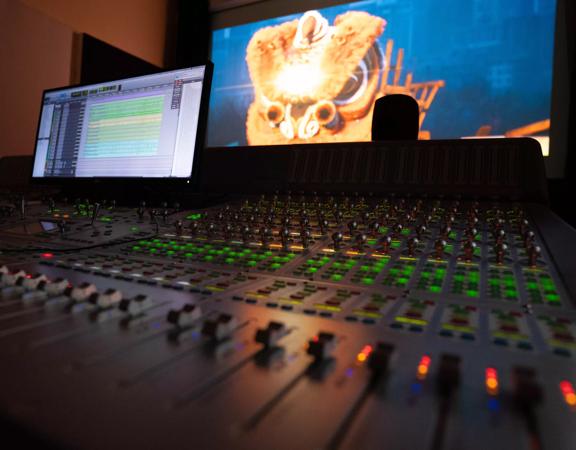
245,10,386,145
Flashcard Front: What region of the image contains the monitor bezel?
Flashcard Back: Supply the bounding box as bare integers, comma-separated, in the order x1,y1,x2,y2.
30,62,214,188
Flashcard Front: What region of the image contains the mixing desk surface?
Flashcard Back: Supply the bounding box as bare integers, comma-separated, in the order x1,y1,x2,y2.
0,193,575,450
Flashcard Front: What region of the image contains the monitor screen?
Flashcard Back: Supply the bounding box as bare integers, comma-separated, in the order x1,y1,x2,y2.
208,0,556,156
32,65,211,179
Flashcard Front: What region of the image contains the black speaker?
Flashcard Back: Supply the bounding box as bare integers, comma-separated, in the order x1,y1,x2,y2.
371,94,419,141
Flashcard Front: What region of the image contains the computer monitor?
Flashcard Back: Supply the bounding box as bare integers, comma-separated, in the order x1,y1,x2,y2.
31,64,212,181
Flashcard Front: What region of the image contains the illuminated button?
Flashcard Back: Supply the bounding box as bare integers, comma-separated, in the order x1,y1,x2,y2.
416,355,432,380
167,303,202,328
485,367,499,395
201,313,237,340
255,321,287,348
307,332,336,360
560,381,576,407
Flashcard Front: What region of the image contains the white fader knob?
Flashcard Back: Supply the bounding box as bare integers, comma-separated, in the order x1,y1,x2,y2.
0,270,26,288
22,273,48,290
68,282,97,302
201,313,237,340
45,278,69,297
166,304,202,328
118,294,153,316
22,277,68,303
89,289,123,309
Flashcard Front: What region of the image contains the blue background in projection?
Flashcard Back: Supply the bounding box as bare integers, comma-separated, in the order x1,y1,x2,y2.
207,0,556,146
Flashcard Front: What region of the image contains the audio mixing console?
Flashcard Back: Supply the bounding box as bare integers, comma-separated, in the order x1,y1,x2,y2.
0,191,575,450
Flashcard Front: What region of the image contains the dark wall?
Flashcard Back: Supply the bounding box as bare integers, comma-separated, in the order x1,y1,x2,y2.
165,0,211,69
79,34,161,85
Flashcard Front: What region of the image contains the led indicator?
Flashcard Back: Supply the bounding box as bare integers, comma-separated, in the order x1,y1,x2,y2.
416,355,431,380
41,253,54,259
485,367,499,395
560,381,576,407
356,345,373,363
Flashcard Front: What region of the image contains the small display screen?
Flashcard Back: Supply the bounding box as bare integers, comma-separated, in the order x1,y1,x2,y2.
32,66,210,178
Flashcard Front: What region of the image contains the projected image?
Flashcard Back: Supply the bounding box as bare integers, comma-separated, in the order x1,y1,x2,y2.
208,0,556,153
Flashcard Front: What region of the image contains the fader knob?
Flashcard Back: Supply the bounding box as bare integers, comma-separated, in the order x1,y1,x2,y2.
44,278,69,297
167,304,202,328
307,332,336,361
416,225,427,240
434,239,447,259
436,354,461,397
0,270,26,287
241,225,251,244
462,240,477,262
527,245,541,267
331,232,343,252
280,227,290,251
523,230,535,248
494,229,506,245
367,342,394,375
22,273,48,290
118,294,152,315
189,221,199,236
354,233,367,252
494,243,508,264
300,229,311,249
88,288,122,308
67,282,97,302
201,313,237,340
512,366,543,410
440,224,451,239
379,235,392,254
224,223,233,241
255,321,287,348
320,219,329,235
407,237,419,257
259,227,270,246
174,220,183,236
464,227,478,241
347,220,358,236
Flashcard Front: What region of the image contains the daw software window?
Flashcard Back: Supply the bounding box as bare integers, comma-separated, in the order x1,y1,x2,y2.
32,67,206,178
